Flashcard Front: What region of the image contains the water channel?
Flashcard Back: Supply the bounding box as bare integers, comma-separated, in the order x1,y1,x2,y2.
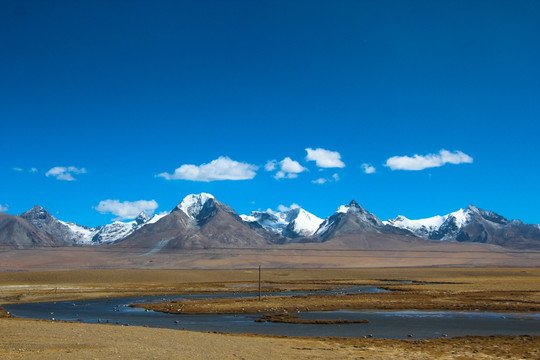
4,286,540,339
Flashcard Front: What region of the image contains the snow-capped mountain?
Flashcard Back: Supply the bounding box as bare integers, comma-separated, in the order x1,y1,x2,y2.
4,196,539,250
241,207,323,238
385,205,498,241
120,193,273,249
177,193,216,221
384,214,446,238
20,205,166,245
314,200,385,240
87,211,167,244
385,205,540,249
384,208,472,241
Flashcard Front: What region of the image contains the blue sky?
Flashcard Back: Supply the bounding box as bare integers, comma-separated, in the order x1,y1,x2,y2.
1,0,539,226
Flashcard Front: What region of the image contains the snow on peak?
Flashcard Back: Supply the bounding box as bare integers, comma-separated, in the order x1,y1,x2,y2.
177,193,215,219
135,211,151,224
334,200,383,228
241,206,322,237
337,205,349,214
286,208,323,237
60,210,170,245
241,209,288,234
336,200,365,214
384,214,447,234
147,212,168,224
60,221,97,244
448,208,472,228
385,207,474,240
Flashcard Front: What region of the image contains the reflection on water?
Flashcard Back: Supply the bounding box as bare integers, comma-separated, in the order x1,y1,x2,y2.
4,288,540,339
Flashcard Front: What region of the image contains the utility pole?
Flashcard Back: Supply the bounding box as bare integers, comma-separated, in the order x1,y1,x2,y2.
258,265,262,301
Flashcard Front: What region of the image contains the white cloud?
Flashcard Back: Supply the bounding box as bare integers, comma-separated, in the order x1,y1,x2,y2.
361,163,376,174
0,204,8,212
305,148,345,168
13,167,38,173
385,149,473,171
264,160,277,171
95,199,159,221
277,203,300,212
274,157,307,179
157,156,257,182
45,166,87,181
280,158,306,173
312,172,340,184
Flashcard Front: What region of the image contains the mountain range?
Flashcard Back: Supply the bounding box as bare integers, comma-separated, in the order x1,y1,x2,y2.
1,193,539,251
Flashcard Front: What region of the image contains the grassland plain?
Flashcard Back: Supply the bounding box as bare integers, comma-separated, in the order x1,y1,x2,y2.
1,268,539,359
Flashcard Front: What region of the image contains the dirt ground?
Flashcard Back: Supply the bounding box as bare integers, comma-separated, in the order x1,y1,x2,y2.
1,267,539,359
1,242,539,271
0,317,539,360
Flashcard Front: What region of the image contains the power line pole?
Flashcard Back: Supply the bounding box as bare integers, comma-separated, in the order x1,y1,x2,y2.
258,265,262,301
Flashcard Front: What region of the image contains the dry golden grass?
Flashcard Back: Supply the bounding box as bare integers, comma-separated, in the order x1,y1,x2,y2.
0,318,538,360
132,268,540,314
1,268,539,359
1,267,539,305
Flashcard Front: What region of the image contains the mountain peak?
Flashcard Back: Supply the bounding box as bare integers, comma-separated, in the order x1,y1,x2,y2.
135,211,150,225
337,200,367,215
22,205,51,220
465,205,508,225
177,193,216,219
241,206,323,238
315,200,384,239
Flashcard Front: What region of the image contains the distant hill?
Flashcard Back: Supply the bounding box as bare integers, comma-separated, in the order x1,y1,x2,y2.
0,211,63,248
117,193,273,252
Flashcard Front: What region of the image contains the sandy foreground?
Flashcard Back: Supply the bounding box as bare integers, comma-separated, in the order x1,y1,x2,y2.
1,268,539,359
1,317,539,360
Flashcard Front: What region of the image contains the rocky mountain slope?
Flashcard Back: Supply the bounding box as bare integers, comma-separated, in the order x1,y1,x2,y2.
117,193,273,251
0,211,64,248
19,205,165,246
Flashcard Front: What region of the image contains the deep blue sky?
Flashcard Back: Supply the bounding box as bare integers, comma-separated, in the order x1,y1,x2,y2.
1,0,539,226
